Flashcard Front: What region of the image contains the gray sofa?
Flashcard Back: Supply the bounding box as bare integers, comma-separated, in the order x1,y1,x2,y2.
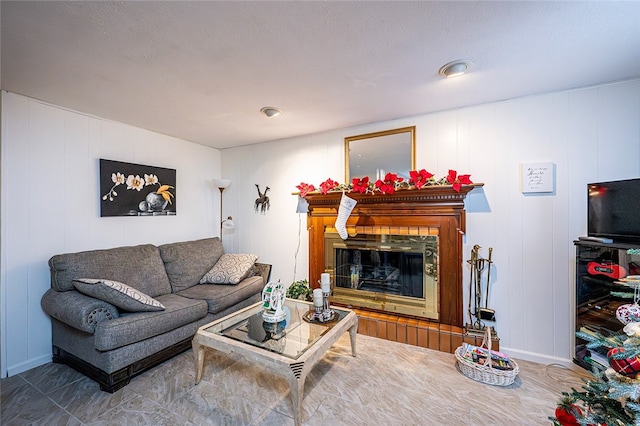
40,237,270,392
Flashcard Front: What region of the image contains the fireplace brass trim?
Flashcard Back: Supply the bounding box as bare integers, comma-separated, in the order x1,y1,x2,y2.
325,231,439,320
332,287,439,320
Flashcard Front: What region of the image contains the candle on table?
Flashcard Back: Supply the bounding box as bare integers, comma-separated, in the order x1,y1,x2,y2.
313,288,323,308
320,273,331,293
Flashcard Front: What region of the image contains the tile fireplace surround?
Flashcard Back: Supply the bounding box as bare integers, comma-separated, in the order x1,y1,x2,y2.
303,184,492,353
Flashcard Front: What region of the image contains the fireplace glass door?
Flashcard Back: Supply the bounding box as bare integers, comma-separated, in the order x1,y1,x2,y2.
334,248,424,297
325,232,439,320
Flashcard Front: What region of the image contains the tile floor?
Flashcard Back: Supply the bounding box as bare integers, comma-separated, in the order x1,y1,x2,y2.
1,333,587,425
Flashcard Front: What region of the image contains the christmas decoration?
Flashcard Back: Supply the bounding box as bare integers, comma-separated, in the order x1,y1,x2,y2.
608,347,640,378
335,192,357,240
295,169,473,196
617,303,640,325
551,324,640,425
554,402,582,426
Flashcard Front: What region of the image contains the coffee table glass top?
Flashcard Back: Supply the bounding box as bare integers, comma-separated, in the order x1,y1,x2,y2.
203,299,350,360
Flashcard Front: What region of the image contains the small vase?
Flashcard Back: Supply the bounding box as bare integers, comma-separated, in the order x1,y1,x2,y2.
145,192,168,212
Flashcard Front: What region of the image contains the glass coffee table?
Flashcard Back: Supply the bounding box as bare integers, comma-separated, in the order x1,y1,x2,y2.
192,298,358,426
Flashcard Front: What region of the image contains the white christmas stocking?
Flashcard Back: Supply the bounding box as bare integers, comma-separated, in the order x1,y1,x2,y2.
335,193,357,240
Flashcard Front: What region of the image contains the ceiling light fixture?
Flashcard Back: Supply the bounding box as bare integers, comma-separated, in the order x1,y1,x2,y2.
260,106,283,118
438,60,471,78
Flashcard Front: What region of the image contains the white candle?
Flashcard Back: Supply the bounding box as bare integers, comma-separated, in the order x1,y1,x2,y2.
313,288,323,307
321,273,331,292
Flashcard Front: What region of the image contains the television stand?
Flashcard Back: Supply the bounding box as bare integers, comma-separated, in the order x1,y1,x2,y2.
573,239,640,370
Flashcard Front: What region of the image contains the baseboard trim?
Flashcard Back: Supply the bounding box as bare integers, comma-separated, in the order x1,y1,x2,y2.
7,354,52,376
500,347,583,371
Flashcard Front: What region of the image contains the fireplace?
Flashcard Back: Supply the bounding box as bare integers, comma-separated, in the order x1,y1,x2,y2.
325,229,439,320
303,185,480,328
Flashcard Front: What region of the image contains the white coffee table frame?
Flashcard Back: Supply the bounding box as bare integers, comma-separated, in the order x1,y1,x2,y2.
192,299,358,426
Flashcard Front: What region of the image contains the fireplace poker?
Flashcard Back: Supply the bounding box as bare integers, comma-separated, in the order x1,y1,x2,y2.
479,247,496,321
474,248,485,329
466,245,475,326
467,245,481,329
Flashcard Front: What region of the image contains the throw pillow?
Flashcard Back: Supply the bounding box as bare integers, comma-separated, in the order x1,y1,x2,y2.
200,253,258,285
73,278,165,312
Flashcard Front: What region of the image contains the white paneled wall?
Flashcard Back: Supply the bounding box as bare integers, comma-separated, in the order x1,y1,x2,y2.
221,79,640,364
1,80,638,375
1,92,221,376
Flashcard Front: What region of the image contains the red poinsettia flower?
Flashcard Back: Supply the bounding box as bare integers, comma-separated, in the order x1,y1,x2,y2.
319,178,339,194
296,182,316,197
409,169,434,189
351,176,370,194
375,172,403,195
446,169,473,192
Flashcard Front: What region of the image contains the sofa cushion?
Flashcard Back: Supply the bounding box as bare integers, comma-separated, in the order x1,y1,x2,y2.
158,237,225,292
73,279,165,312
93,293,208,351
200,253,258,285
177,275,264,314
49,244,172,297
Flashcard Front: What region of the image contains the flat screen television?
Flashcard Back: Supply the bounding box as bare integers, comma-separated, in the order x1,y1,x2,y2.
588,178,640,243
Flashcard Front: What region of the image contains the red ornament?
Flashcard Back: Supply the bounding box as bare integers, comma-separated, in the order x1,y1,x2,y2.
554,405,582,426
607,347,640,377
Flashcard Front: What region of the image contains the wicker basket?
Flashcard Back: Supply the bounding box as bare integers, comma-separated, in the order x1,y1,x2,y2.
455,327,519,386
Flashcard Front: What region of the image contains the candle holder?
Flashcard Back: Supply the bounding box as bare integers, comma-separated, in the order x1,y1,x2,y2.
304,275,337,323
321,289,334,321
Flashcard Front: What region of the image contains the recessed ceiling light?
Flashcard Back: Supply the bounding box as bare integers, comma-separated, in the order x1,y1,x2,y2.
438,60,471,78
260,106,283,118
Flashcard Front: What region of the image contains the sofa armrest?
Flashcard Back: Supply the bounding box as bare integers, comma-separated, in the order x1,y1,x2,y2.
41,288,120,334
253,262,272,285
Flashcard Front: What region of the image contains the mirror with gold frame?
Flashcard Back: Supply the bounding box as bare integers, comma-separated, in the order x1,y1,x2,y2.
345,126,416,182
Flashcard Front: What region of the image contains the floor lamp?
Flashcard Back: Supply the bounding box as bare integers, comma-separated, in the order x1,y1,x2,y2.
214,178,234,241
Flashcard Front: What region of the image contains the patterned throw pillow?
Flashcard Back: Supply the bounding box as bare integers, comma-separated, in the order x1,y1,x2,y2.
73,278,165,312
199,253,258,285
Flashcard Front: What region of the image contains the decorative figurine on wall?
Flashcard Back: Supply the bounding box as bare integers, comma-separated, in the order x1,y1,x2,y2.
255,184,270,213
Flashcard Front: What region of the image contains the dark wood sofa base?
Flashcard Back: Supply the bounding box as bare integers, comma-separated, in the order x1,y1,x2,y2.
52,337,193,393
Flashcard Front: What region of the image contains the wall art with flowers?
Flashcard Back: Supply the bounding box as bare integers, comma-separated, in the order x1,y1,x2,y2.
100,159,176,217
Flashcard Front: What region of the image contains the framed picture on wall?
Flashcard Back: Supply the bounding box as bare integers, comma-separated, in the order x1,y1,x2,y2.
100,159,177,217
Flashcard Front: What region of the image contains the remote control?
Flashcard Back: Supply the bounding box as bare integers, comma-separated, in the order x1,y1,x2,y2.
578,236,614,243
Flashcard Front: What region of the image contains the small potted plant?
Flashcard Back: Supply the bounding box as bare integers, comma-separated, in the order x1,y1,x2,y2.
286,279,313,301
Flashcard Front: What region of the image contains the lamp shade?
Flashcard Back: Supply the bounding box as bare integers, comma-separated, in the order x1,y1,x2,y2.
214,178,231,189
222,216,235,229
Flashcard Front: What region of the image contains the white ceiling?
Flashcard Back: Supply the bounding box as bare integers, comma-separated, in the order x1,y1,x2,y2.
2,1,639,150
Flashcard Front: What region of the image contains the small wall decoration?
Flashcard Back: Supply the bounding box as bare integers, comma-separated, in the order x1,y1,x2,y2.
254,184,270,214
100,159,176,217
521,162,555,194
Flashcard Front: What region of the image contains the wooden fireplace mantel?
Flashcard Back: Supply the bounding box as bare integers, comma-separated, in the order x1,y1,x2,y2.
304,184,481,216
304,184,482,328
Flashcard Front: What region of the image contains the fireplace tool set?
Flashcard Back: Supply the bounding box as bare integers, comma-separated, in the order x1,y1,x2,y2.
466,245,495,334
